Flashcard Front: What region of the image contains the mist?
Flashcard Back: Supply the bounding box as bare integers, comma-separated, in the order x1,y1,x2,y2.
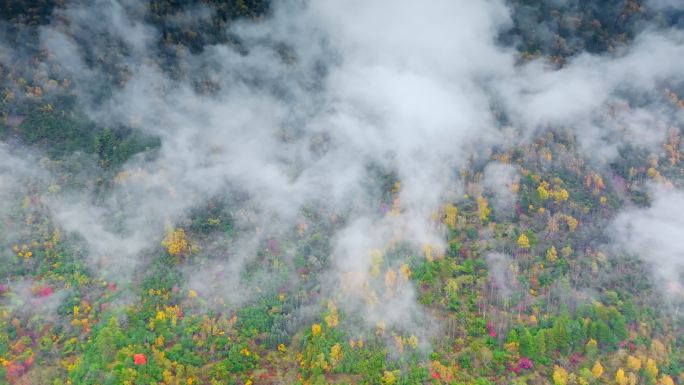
2,0,684,354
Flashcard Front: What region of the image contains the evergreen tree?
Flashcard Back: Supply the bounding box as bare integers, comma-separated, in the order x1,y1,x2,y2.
551,317,570,354
519,327,536,359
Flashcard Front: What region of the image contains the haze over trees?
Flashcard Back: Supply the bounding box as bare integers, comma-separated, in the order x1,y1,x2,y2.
0,1,683,385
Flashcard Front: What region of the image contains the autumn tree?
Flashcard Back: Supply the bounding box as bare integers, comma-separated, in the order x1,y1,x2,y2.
592,361,604,379
517,234,530,249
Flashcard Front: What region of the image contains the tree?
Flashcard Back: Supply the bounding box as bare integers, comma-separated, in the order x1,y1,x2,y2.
517,234,530,249
162,227,190,256
552,366,569,385
592,361,604,379
519,327,536,359
329,343,342,367
444,203,458,228
615,368,628,385
537,183,550,201
551,317,570,354
546,246,558,262
586,339,599,358
477,197,491,223
626,355,641,372
536,330,549,362
645,358,658,379
95,128,115,167
591,320,616,349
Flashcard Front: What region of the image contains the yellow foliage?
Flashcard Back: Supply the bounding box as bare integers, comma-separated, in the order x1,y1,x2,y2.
406,335,418,349
476,196,491,222
423,244,434,262
385,269,398,290
311,323,322,337
324,302,339,328
591,361,604,379
563,215,578,232
188,290,197,298
615,369,629,385
382,370,399,385
162,227,189,256
504,341,518,353
552,188,569,203
660,375,675,385
546,246,558,262
399,263,412,281
443,203,458,228
537,183,550,200
647,167,659,178
277,343,286,352
626,355,641,372
552,366,569,385
646,358,658,378
329,343,342,366
517,234,530,249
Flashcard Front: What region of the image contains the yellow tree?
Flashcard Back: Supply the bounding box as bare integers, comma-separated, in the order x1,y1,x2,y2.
645,358,658,379
592,361,604,379
546,246,558,262
615,369,629,385
517,234,530,249
552,188,569,203
553,366,569,385
399,263,411,280
444,203,458,228
537,182,550,200
324,302,339,328
660,375,675,385
626,355,641,372
329,343,342,366
162,227,189,256
476,196,491,223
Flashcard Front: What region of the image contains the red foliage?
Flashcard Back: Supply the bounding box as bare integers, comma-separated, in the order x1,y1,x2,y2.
518,357,534,370
509,356,534,373
6,363,26,381
23,355,34,369
133,353,147,365
35,286,53,297
486,321,497,338
431,372,441,380
569,352,584,366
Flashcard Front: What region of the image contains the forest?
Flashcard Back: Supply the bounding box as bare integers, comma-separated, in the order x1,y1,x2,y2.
0,1,683,385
